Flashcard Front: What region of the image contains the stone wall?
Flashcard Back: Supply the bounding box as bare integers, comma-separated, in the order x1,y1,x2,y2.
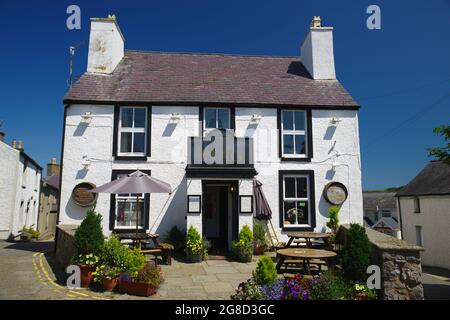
338,224,424,300
55,225,78,267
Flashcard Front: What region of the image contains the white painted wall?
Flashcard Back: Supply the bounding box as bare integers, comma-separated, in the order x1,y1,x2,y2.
0,141,41,239
60,104,362,243
400,196,450,270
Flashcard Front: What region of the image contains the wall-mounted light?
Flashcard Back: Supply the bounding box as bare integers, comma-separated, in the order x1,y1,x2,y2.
170,113,181,121
81,155,91,169
251,114,262,123
329,117,341,126
81,111,92,123
331,161,341,171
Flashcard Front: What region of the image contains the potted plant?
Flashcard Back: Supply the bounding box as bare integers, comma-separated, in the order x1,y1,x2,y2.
74,253,99,288
253,224,268,255
72,205,104,288
92,265,120,292
232,225,253,262
21,225,40,242
185,226,207,262
119,261,162,297
117,247,146,294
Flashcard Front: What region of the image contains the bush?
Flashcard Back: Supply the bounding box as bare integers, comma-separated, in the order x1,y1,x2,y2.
326,206,340,234
230,279,263,300
165,226,186,256
99,235,128,271
252,256,277,285
232,225,253,261
253,223,268,248
137,261,162,286
185,226,207,260
74,205,104,254
340,224,371,282
309,270,353,300
123,247,146,280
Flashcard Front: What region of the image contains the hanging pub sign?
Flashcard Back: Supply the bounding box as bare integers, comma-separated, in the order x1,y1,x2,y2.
72,182,98,207
323,182,348,206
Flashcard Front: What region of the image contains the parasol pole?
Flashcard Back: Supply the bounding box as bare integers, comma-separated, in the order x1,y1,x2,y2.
136,193,139,247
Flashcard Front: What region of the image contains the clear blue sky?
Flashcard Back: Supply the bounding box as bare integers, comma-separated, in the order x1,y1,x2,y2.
0,0,449,190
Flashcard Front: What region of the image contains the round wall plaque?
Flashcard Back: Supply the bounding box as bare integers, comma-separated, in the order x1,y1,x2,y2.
72,182,98,207
323,182,348,205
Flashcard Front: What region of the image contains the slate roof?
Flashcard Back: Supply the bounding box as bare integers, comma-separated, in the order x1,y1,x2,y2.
64,50,359,107
43,172,60,190
396,161,450,196
363,192,397,211
372,217,399,230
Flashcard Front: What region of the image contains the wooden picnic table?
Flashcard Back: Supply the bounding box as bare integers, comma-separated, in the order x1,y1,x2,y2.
115,232,160,248
276,248,337,275
285,231,331,248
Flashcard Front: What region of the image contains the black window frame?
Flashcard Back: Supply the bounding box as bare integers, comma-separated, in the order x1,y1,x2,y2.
109,169,151,233
278,170,316,231
113,105,152,161
277,108,313,161
199,106,235,136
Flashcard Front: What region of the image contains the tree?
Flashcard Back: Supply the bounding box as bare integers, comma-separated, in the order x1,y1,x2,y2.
428,125,450,166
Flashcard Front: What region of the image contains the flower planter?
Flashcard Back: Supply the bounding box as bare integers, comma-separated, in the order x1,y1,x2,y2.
186,251,203,263
253,244,265,255
237,250,253,263
102,277,118,292
353,292,369,300
78,264,95,288
118,279,158,297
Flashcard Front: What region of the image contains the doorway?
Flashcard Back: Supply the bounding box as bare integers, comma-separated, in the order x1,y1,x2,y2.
202,180,238,253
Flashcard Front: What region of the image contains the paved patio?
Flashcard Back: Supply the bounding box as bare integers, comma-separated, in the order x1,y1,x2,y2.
0,240,256,300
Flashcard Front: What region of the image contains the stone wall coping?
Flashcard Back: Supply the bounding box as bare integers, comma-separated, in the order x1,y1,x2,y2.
339,224,424,252
56,224,78,236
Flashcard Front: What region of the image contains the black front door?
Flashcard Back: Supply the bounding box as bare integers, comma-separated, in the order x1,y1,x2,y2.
202,181,238,252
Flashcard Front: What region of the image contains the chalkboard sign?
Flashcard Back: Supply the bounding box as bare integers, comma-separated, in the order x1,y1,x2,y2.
72,182,97,207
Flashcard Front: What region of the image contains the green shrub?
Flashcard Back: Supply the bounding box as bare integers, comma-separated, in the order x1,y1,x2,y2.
340,224,371,282
185,226,207,258
253,223,268,248
123,247,146,280
74,205,104,254
99,234,128,270
326,206,340,233
309,270,353,300
232,225,253,260
252,256,277,285
165,226,186,256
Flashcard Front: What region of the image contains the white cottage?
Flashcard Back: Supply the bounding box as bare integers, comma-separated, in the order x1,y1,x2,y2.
58,15,363,251
0,136,42,240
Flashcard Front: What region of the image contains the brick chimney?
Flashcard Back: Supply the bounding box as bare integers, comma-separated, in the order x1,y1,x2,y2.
300,16,336,80
87,14,125,74
47,157,61,177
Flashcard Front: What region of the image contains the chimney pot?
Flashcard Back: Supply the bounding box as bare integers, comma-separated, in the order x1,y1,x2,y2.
12,139,17,149
311,16,322,28
47,157,61,177
0,131,4,142
17,139,23,151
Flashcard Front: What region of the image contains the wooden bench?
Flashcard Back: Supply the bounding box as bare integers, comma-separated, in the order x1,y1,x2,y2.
141,243,174,265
